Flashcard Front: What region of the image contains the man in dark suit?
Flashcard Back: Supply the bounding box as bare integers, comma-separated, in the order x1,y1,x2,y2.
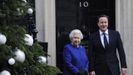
89,15,127,75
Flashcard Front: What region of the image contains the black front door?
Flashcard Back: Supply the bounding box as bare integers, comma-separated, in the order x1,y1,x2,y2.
56,0,115,71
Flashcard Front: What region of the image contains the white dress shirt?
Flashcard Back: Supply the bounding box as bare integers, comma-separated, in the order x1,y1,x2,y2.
99,30,109,48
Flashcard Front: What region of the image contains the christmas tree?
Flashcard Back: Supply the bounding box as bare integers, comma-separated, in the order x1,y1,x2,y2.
0,0,60,75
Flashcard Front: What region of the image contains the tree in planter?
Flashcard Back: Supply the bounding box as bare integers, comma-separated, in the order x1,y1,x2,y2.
0,0,60,75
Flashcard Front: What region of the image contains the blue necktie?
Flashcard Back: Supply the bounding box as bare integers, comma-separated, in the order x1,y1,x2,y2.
103,33,108,48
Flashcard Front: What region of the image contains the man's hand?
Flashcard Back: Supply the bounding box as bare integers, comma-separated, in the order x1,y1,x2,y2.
121,68,127,75
90,71,95,75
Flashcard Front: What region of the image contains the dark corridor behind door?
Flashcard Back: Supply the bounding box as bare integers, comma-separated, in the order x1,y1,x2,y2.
56,0,115,72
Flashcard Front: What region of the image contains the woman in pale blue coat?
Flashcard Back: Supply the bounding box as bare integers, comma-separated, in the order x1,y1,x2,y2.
63,29,89,75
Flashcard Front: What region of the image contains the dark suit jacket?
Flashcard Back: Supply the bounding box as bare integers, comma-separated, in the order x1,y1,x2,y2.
89,30,127,75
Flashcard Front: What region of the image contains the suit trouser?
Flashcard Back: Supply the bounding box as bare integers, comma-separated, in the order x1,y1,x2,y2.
95,63,112,75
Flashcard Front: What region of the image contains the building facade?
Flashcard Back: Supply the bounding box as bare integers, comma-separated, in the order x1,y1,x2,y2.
35,0,133,74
